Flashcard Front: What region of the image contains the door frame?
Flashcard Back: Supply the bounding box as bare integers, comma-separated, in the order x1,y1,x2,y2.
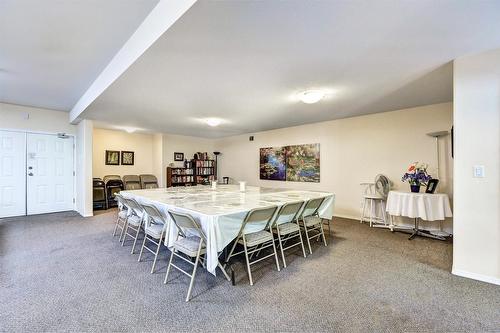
0,127,76,214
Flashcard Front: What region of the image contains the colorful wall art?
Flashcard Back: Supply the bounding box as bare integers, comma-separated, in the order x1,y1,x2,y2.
259,144,320,182
259,147,286,180
285,143,320,182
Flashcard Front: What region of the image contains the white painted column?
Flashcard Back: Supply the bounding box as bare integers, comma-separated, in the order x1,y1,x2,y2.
452,48,500,285
76,119,93,217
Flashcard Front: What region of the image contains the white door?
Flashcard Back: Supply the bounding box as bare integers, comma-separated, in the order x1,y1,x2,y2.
27,133,74,215
0,130,26,218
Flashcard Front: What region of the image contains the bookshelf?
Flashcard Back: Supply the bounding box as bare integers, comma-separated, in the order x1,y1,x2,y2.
193,159,215,185
166,166,196,187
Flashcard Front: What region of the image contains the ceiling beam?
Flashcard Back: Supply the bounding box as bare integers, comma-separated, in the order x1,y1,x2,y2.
69,0,196,124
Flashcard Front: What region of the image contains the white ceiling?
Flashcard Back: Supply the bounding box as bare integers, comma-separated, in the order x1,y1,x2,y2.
0,0,159,110
3,1,500,137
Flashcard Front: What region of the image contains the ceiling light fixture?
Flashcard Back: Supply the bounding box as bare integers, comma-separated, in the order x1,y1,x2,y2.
298,90,326,104
205,118,222,127
123,127,136,133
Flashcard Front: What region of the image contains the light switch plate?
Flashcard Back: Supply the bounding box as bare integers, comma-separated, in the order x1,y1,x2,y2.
473,165,485,178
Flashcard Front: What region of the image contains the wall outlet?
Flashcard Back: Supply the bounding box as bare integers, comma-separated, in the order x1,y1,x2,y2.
473,165,485,178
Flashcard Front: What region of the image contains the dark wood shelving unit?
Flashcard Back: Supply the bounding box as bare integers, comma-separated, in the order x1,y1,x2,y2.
193,159,215,185
166,166,196,187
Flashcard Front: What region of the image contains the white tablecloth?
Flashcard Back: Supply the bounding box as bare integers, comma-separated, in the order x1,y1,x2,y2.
121,185,335,275
386,191,452,221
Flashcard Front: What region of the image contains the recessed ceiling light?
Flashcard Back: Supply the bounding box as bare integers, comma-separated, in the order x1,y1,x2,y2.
205,118,222,127
298,90,325,104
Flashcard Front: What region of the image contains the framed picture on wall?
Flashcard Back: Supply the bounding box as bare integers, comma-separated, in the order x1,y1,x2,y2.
121,151,135,165
105,150,120,165
174,152,184,161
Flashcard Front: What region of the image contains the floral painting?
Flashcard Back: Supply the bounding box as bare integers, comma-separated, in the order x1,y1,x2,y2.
259,147,286,180
285,144,320,182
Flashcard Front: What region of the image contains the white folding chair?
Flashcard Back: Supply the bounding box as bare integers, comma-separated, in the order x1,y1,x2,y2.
121,198,145,254
138,204,167,274
299,197,327,254
271,201,307,268
113,193,127,239
225,206,280,286
164,210,231,302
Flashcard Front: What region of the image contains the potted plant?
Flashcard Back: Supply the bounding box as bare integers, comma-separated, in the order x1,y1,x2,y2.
402,162,432,193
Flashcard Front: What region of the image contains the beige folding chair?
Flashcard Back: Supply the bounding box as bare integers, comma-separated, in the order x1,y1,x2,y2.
113,193,128,239
138,204,167,273
164,210,231,302
225,206,280,286
121,198,145,254
123,175,141,190
140,174,159,189
271,201,307,268
299,197,327,254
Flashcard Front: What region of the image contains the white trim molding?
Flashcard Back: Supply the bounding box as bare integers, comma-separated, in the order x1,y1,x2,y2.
452,268,500,286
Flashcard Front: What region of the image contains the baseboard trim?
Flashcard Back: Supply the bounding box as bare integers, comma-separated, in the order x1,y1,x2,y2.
452,268,500,286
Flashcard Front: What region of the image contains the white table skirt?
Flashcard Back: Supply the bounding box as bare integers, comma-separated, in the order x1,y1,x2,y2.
386,191,452,221
121,185,335,275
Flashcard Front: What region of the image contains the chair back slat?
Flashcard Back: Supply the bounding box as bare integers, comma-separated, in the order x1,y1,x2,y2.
168,210,206,240
123,198,144,217
301,197,325,218
238,206,278,235
272,201,304,226
141,204,166,226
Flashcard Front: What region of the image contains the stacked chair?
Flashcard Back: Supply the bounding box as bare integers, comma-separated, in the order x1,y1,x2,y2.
92,178,106,210
103,175,123,208
139,174,159,189
123,175,141,190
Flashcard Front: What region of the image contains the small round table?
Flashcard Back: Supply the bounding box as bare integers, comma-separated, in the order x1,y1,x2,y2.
386,190,453,240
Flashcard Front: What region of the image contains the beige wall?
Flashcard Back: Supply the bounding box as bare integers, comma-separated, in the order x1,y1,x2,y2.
92,128,156,179
0,102,76,134
215,103,453,231
452,49,500,285
161,133,215,186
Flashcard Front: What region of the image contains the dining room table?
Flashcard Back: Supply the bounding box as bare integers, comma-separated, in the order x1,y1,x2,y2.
120,184,335,275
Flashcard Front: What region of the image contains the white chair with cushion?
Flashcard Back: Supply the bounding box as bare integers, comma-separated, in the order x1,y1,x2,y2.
299,197,327,254
164,210,230,302
138,204,167,273
225,206,280,286
271,201,307,268
121,198,145,254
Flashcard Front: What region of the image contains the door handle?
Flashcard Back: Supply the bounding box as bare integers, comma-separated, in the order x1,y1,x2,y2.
28,172,34,176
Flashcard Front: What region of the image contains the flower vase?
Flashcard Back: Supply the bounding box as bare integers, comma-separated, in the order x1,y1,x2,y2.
410,184,420,193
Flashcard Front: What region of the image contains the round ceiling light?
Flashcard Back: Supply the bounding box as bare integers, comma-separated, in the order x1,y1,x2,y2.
298,90,325,104
205,118,222,127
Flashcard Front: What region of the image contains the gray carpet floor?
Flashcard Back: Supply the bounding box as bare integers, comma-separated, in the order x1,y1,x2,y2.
0,209,499,333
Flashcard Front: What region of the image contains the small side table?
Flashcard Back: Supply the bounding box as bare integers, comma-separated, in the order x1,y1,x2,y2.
386,191,453,240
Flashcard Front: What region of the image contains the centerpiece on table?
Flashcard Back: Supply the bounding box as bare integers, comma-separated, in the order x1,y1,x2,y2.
402,162,432,193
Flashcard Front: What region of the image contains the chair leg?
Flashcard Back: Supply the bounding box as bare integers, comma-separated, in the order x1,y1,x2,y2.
276,228,287,268
131,224,142,254
381,201,388,225
138,233,148,262
217,261,231,281
113,216,121,236
360,199,366,223
121,222,129,246
150,238,162,274
303,224,313,254
119,220,128,243
242,236,253,286
297,225,307,258
270,232,280,272
186,242,203,302
320,222,328,247
164,248,175,284
369,199,373,227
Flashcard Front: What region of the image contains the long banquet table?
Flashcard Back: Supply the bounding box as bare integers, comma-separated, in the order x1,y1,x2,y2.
120,185,335,275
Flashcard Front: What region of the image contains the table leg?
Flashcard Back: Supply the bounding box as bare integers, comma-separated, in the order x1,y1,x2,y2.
408,218,419,240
